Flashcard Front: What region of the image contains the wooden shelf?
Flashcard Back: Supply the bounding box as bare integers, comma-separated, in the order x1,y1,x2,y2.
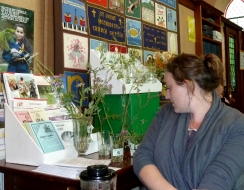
194,1,223,58
203,36,222,45
202,17,221,30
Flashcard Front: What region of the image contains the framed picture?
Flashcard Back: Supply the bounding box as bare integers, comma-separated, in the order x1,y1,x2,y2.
240,50,244,70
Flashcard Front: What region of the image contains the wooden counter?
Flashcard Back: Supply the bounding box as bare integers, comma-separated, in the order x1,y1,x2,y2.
0,153,142,190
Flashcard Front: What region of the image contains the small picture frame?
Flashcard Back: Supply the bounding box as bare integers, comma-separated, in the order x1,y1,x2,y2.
240,50,244,70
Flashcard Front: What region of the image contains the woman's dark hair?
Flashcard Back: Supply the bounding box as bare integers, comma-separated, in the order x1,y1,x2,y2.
166,53,224,92
15,23,32,53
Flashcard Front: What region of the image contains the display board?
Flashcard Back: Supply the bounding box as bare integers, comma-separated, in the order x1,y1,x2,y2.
54,0,179,76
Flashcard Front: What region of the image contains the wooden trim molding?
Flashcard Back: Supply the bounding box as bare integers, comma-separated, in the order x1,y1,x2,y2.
221,16,243,30
178,0,195,10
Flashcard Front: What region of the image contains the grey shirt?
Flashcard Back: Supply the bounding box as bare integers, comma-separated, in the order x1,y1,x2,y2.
133,91,244,190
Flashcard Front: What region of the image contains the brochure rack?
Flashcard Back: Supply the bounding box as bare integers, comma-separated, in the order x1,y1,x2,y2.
4,103,98,166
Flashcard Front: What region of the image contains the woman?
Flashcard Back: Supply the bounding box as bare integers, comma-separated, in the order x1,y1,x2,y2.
2,23,32,73
133,53,244,190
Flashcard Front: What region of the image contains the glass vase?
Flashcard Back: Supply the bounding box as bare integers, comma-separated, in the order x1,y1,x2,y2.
72,117,92,156
111,135,124,163
98,130,111,159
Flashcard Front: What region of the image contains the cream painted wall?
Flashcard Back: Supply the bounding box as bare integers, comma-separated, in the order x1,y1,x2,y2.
179,4,195,54
204,0,231,13
0,0,54,71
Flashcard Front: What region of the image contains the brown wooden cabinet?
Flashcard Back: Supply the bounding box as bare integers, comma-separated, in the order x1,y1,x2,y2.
0,153,142,190
194,0,223,59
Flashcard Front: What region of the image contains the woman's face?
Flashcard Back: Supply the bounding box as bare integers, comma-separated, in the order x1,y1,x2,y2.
15,26,25,41
164,71,190,113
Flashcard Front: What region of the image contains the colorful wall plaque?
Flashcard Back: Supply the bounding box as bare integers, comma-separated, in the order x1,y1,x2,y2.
143,24,167,51
62,0,87,34
63,33,88,70
87,5,125,43
167,8,177,32
109,0,125,14
109,44,127,53
90,38,108,53
157,0,176,9
128,48,143,62
64,71,89,106
142,0,155,24
87,0,108,8
167,32,178,54
125,0,141,19
143,50,155,65
155,3,166,28
126,18,142,47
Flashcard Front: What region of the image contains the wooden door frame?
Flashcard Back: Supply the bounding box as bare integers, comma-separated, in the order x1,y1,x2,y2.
222,17,244,112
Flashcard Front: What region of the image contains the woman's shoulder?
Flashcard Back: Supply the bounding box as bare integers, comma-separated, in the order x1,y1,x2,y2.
218,105,244,130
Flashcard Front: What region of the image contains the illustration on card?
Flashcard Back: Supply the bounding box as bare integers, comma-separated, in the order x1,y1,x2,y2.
167,8,177,32
34,75,59,107
0,3,34,73
63,33,88,70
141,0,154,24
87,0,108,8
109,0,125,14
157,0,176,9
109,44,127,53
90,39,108,56
168,32,178,55
155,3,166,28
62,0,87,34
128,48,142,62
15,73,40,99
126,18,142,47
64,71,89,107
125,0,141,19
53,120,73,148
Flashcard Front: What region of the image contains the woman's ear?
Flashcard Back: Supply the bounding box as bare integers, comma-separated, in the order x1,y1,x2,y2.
184,80,194,94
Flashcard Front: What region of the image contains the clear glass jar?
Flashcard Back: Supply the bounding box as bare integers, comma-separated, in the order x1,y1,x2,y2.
80,165,117,190
72,117,92,156
111,134,124,163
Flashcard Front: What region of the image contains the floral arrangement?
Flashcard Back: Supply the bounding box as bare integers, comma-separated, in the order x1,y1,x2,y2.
145,51,176,82
90,49,166,153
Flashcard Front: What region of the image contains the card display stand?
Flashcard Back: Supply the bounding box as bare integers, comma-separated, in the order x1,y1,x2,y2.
4,103,98,166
